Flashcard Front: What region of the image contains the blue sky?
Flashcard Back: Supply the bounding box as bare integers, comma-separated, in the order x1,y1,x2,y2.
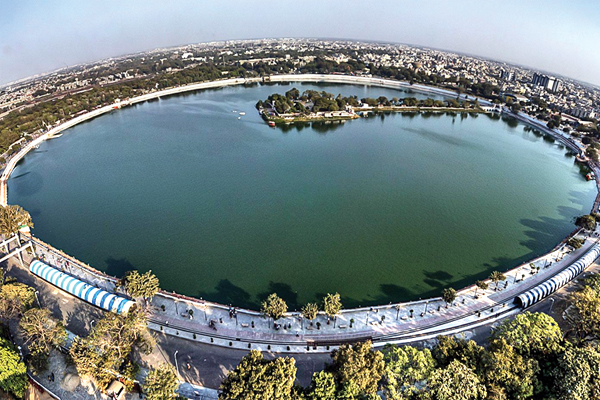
1,0,599,86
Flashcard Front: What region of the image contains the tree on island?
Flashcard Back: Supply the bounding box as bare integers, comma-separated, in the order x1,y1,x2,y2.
143,363,180,400
442,288,457,308
302,302,319,327
0,204,33,236
261,293,287,328
323,293,342,325
122,270,160,302
489,271,506,291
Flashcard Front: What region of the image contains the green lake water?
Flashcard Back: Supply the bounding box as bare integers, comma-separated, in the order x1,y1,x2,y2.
8,82,596,309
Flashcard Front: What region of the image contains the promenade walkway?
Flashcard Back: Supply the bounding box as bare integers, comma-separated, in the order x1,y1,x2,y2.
15,226,598,354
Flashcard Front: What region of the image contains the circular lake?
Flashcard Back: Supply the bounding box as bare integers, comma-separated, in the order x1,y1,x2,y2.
8,82,596,309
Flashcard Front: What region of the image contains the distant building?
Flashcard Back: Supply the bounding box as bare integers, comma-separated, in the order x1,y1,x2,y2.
532,73,562,92
501,92,530,104
500,69,514,81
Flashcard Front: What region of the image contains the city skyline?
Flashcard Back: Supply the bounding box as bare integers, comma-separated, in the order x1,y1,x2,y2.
1,0,599,87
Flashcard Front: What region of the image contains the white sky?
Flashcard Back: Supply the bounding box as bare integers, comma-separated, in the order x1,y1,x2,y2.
1,0,599,86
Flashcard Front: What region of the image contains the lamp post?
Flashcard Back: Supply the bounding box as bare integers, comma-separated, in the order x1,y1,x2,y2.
34,290,41,307
549,298,555,313
174,350,180,381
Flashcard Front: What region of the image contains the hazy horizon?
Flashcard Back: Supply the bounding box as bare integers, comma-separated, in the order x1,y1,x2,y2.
1,0,599,87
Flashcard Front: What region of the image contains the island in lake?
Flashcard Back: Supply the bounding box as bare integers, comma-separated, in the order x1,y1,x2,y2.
256,88,487,125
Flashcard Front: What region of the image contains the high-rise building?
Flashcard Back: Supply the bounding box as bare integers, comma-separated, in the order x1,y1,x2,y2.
532,73,562,92
501,69,515,81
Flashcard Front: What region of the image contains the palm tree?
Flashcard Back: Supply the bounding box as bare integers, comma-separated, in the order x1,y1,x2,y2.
0,205,33,237
489,271,506,291
474,280,488,298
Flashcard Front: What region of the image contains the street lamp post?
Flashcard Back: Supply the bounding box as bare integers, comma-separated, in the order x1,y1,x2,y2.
34,290,41,307
174,350,180,381
549,298,555,313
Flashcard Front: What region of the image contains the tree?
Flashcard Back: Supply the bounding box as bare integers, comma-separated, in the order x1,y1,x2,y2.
442,288,456,307
432,336,485,372
261,293,287,325
219,350,296,400
427,360,487,400
551,346,600,399
302,303,319,323
0,204,33,236
491,312,564,358
481,338,539,399
489,271,506,291
123,270,160,301
382,344,435,399
566,280,600,342
70,309,153,390
328,341,384,395
323,293,342,321
474,280,488,297
19,308,67,372
143,364,179,400
576,214,597,231
307,371,336,400
0,282,35,321
0,337,28,399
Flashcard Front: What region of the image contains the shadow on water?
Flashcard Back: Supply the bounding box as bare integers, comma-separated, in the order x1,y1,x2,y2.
9,171,43,197
198,279,257,310
104,257,136,279
258,282,299,311
404,127,476,148
10,172,31,179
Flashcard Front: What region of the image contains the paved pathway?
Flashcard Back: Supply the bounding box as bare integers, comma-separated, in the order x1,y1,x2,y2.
14,228,599,353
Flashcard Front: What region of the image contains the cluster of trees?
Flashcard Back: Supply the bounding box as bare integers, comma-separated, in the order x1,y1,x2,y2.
70,309,153,391
219,309,600,400
261,292,342,328
257,88,479,116
120,269,160,302
0,265,65,398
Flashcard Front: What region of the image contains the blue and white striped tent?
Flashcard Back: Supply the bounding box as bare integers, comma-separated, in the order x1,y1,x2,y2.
30,260,135,315
515,244,600,308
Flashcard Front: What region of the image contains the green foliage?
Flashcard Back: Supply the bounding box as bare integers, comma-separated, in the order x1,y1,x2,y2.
0,205,33,236
427,360,487,400
382,344,435,399
0,337,28,399
219,350,296,400
0,282,36,321
491,312,564,358
328,341,384,395
567,237,585,249
576,214,597,230
432,336,485,372
489,271,506,290
551,346,600,400
481,339,539,399
567,278,600,343
301,303,319,321
441,288,456,306
261,293,287,322
323,293,342,319
307,371,336,400
70,309,152,390
143,363,179,400
123,270,160,300
19,308,67,372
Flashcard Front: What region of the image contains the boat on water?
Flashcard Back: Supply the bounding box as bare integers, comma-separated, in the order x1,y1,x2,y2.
239,112,246,116
587,172,596,181
238,117,241,120
268,121,276,127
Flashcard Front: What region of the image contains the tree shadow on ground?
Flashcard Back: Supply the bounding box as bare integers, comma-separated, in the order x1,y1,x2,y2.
65,301,103,336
